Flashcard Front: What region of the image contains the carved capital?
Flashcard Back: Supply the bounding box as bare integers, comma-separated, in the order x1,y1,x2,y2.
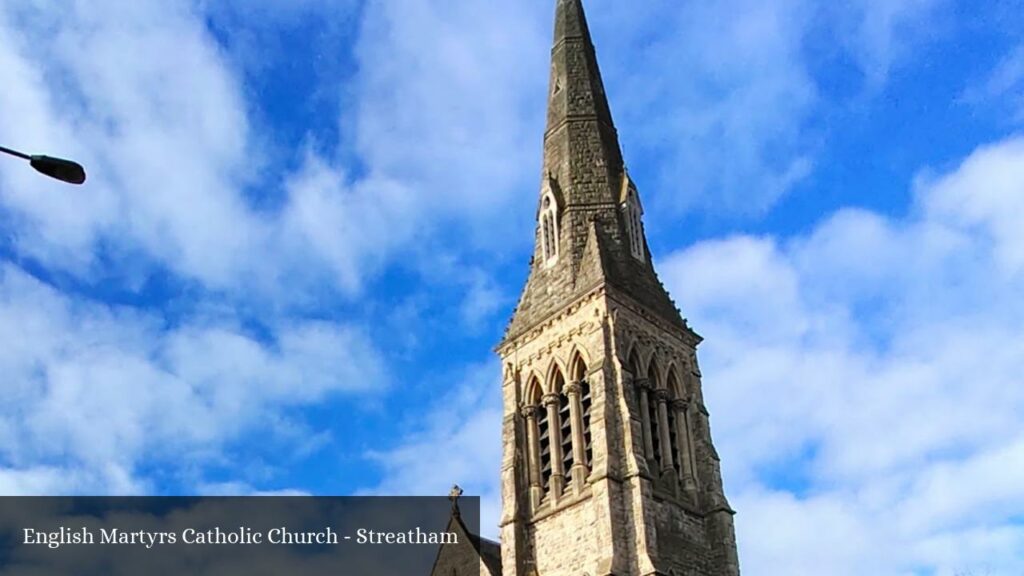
563,381,583,397
654,388,671,403
635,377,652,391
542,393,561,407
671,398,689,411
520,404,541,419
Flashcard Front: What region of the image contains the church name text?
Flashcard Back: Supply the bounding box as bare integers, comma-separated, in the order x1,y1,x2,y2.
21,526,457,550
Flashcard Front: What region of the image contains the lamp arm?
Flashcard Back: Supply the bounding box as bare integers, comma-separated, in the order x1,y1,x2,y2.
0,145,32,161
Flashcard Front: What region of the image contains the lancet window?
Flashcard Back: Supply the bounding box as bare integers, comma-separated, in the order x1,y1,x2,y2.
540,194,559,265
623,188,645,260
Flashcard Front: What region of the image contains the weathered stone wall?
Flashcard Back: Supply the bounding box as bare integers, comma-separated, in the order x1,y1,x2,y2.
651,498,714,575
530,497,602,574
498,0,741,571
499,293,613,576
610,299,739,576
499,290,738,576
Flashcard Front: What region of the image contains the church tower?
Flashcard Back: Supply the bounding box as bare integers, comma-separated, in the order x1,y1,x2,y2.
495,1,740,574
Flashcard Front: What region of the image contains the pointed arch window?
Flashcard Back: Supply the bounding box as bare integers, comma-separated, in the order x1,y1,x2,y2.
581,378,593,468
623,189,645,261
523,378,546,498
538,395,553,491
647,363,664,470
572,355,593,469
667,369,690,483
540,194,559,265
666,399,682,479
648,396,662,469
554,371,574,477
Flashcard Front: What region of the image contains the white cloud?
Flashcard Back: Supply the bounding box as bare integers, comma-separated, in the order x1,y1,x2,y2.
838,0,948,87
589,0,817,214
195,481,312,497
921,137,1024,274
0,0,955,300
0,0,550,301
363,137,1024,562
0,0,549,500
583,0,948,215
347,0,549,247
0,0,261,286
359,119,1024,568
274,152,421,296
0,263,387,494
963,43,1024,123
0,4,1013,571
361,361,504,537
661,136,1024,575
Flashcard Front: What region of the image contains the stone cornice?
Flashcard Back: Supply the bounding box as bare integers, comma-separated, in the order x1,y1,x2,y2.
606,286,702,348
497,283,605,355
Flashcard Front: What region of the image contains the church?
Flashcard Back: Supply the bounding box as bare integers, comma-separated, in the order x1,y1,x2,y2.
433,1,740,574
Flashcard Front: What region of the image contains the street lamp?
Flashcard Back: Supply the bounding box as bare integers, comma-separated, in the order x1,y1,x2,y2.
0,145,87,185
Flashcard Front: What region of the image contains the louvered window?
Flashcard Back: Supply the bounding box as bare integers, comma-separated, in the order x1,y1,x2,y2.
560,392,574,482
648,395,662,470
624,191,645,260
538,405,552,490
667,402,682,478
581,379,593,468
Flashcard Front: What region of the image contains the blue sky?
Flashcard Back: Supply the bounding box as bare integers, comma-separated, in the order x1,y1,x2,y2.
1,0,1023,574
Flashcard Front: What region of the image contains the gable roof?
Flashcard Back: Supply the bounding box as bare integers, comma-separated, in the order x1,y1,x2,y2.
428,507,502,576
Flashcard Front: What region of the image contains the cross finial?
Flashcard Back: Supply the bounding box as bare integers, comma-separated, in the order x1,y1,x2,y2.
449,484,463,501
448,484,464,517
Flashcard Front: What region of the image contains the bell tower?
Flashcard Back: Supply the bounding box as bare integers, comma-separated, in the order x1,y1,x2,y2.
495,1,740,574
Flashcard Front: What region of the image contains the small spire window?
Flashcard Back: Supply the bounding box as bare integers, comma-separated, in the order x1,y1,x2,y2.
624,190,645,260
540,194,559,265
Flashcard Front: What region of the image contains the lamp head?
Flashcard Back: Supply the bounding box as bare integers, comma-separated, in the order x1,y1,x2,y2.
30,155,86,185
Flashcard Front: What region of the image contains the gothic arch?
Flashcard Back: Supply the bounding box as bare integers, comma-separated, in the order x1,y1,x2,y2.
524,374,544,405
622,336,639,365
568,344,591,376
624,340,648,378
647,356,664,390
666,365,684,399
641,347,662,383
543,357,568,394
568,348,589,382
549,366,567,395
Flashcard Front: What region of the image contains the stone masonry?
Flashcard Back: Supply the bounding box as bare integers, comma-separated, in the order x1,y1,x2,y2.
492,1,742,575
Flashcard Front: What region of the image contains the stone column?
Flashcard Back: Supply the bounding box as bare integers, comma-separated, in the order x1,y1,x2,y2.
521,403,544,509
636,378,655,465
672,398,697,493
655,389,675,475
564,380,588,491
542,392,565,500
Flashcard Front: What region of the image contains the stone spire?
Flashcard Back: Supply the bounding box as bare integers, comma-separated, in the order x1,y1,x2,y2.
502,0,685,345
544,0,622,206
